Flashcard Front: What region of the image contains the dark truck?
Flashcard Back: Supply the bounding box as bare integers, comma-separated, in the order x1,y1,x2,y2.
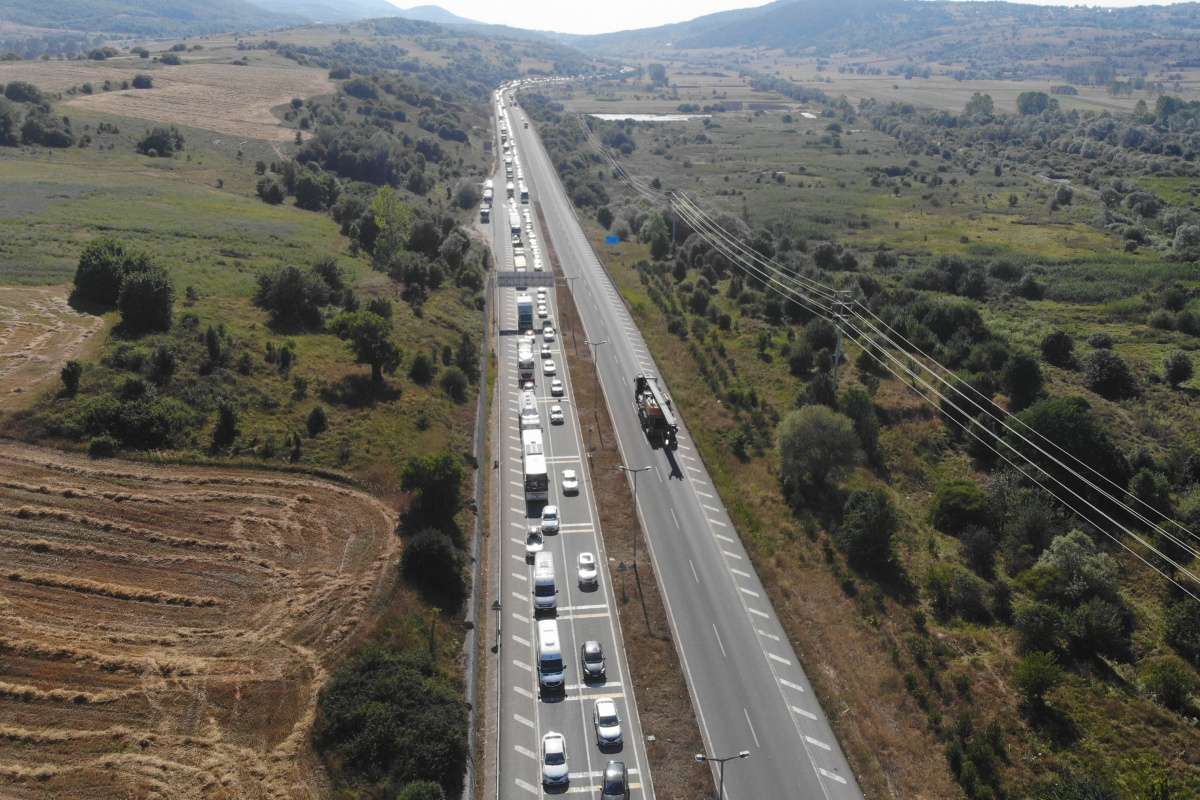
634,373,677,448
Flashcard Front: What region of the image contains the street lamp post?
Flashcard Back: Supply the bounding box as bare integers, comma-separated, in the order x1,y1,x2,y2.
694,750,751,800
615,464,651,566
584,338,606,408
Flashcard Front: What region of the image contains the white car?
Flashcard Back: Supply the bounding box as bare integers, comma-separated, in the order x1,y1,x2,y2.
521,379,535,391
578,552,598,589
541,505,560,535
551,379,564,397
541,343,552,359
593,698,623,747
549,405,565,425
561,468,579,494
543,328,556,343
536,288,547,299
543,360,556,376
541,732,569,787
525,527,544,560
538,305,549,319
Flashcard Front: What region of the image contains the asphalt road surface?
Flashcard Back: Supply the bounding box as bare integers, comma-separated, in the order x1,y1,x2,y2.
489,100,656,800
503,83,865,800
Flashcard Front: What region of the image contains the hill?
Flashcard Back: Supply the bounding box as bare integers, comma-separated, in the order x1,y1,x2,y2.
247,0,405,23
397,4,478,25
574,0,1200,74
0,0,301,35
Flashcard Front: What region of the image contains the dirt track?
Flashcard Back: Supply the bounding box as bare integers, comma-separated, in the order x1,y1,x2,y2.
0,442,399,799
0,286,105,412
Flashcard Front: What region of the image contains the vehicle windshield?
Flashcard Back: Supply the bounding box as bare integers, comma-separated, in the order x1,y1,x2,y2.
598,710,617,725
535,583,555,597
545,749,565,765
541,656,563,672
603,774,625,792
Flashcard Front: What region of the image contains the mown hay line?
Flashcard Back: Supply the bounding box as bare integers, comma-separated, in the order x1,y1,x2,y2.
6,571,222,607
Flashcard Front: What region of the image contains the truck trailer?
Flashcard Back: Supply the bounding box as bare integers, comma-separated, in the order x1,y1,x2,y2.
634,373,678,448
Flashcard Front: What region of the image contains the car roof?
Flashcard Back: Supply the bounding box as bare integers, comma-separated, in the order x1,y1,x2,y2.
544,732,564,751
595,697,616,713
605,761,626,778
583,640,602,654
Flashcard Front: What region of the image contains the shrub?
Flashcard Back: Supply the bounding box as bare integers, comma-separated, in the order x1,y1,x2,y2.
401,452,464,520
1040,331,1074,368
149,345,176,384
777,406,860,500
401,529,465,612
136,126,183,156
961,526,997,578
1066,597,1132,660
4,80,44,104
931,479,992,535
1002,351,1042,410
60,360,82,396
1014,396,1129,489
1033,529,1120,605
307,406,328,437
0,97,21,146
256,176,285,204
1033,777,1118,800
1164,351,1193,388
1014,651,1062,713
1139,655,1197,711
117,266,174,334
440,367,468,403
1084,349,1138,399
88,435,118,458
927,564,990,621
73,238,148,306
1015,274,1044,300
397,782,446,800
836,488,898,573
1165,598,1200,665
313,644,467,797
131,74,153,89
409,354,435,384
839,385,880,462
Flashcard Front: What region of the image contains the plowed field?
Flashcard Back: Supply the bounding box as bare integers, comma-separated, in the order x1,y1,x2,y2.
0,286,104,411
0,442,399,799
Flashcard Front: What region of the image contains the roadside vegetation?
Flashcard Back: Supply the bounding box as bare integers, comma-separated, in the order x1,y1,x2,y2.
525,67,1200,798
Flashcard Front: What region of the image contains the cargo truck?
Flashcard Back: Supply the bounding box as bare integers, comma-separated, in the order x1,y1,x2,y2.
519,182,529,203
517,294,534,333
634,373,678,448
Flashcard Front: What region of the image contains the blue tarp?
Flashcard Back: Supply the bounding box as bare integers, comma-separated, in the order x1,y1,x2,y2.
605,235,620,245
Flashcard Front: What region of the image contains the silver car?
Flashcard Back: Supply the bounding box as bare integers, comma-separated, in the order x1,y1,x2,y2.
541,731,569,787
593,698,623,747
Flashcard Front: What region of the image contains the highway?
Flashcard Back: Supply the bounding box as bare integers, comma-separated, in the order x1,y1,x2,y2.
504,83,865,800
488,100,656,800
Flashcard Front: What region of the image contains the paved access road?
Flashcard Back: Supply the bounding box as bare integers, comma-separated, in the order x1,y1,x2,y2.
489,99,656,800
504,83,865,800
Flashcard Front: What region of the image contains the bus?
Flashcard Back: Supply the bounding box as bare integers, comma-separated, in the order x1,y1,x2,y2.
521,428,549,501
518,389,540,429
518,342,536,383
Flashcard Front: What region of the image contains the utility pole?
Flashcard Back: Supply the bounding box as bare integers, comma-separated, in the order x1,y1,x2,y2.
832,289,852,387
585,338,607,415
694,750,751,800
616,464,651,567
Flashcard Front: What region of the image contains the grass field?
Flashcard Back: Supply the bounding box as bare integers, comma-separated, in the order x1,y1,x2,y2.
0,441,398,799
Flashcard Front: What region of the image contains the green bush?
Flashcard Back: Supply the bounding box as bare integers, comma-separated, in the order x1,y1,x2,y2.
1002,352,1043,410
0,97,21,146
930,479,992,535
87,434,118,458
927,563,990,622
331,311,401,384
398,782,446,800
409,353,435,384
1139,655,1197,711
1164,350,1193,388
401,452,464,520
1014,396,1130,489
306,406,328,437
836,487,898,573
1066,597,1132,660
1014,651,1063,708
212,401,238,450
440,366,468,403
136,126,184,156
73,238,149,306
60,360,82,396
1014,601,1064,653
1083,349,1138,399
1041,331,1075,368
131,74,153,89
777,405,860,501
75,393,196,450
1165,598,1200,665
839,385,880,462
313,645,467,797
254,265,330,330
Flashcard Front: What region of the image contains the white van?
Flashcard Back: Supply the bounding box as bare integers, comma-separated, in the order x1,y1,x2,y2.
519,390,540,430
537,619,565,692
532,551,557,614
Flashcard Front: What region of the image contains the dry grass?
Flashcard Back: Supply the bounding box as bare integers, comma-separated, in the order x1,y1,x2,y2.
538,204,711,800
0,285,105,412
0,441,399,800
60,62,332,141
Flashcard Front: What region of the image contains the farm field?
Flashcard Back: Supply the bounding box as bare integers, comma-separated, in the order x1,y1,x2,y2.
0,285,106,412
0,441,398,799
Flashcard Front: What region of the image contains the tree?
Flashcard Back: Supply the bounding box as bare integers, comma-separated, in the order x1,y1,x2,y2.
212,401,238,449
117,266,174,333
1015,396,1129,489
1041,331,1074,368
1139,655,1197,711
257,177,285,204
1014,601,1064,654
1017,91,1052,115
1083,349,1138,399
4,80,44,104
647,63,667,86
836,488,898,572
60,360,82,396
401,451,464,518
397,782,446,800
1164,351,1193,388
254,265,329,330
1174,224,1200,260
73,237,147,306
1165,598,1200,665
839,385,880,463
777,406,860,500
1002,351,1043,411
961,526,997,578
401,529,465,611
597,206,614,229
331,311,401,384
306,406,328,437
295,169,338,211
1034,529,1120,605
370,186,413,264
440,367,468,403
131,74,153,89
963,92,994,117
1014,651,1063,710
0,97,20,146
454,180,479,210
930,479,992,534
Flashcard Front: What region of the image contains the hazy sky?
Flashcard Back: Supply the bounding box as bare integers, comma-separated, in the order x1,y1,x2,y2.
397,0,1197,35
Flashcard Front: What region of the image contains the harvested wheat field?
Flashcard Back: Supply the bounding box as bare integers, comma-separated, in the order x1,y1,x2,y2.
0,285,105,412
0,442,399,799
64,63,333,141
